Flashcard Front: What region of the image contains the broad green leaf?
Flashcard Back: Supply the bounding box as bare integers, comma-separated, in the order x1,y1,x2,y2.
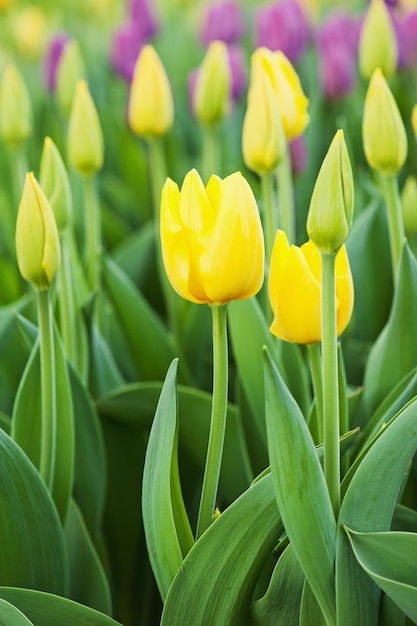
89,324,125,398
111,221,155,286
0,589,122,626
344,527,417,623
161,473,284,625
65,499,112,616
361,244,417,417
251,544,304,625
142,359,193,600
263,348,336,624
97,381,252,503
337,396,417,626
378,593,406,626
11,325,75,524
299,581,327,626
0,429,67,593
102,257,193,384
0,598,34,625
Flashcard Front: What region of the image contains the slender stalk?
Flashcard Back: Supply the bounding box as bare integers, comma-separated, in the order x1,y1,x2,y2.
58,231,77,365
37,288,57,490
202,124,219,181
277,144,295,244
321,252,340,516
196,303,228,539
147,137,168,222
261,171,276,261
307,342,324,444
380,172,405,283
83,175,101,293
338,342,350,476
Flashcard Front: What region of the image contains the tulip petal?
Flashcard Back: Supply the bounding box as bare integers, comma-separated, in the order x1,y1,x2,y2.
335,245,354,336
268,229,290,308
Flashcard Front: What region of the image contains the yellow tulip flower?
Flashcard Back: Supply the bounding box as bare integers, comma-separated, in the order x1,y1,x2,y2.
160,169,264,304
128,45,174,138
252,47,309,140
269,230,354,344
358,0,397,80
67,80,104,177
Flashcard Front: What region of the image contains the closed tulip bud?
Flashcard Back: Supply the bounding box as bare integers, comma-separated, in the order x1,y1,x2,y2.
412,104,417,142
269,230,354,344
252,47,309,140
242,62,286,176
401,176,417,236
307,130,354,255
0,65,32,148
358,0,397,80
40,137,72,234
56,39,87,116
128,45,174,138
68,80,104,177
16,173,61,290
363,68,407,175
193,41,231,126
160,169,264,304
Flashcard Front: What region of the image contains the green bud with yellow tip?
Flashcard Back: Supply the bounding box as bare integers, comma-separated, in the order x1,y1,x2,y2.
358,0,397,80
67,80,104,177
362,68,407,175
0,64,32,148
307,129,354,255
40,137,72,235
56,39,87,116
193,40,231,126
16,172,61,290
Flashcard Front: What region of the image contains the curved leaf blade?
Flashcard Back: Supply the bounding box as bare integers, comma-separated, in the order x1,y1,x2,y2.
0,598,34,625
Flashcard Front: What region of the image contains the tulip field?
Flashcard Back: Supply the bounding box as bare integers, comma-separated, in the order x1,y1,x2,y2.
1,0,417,624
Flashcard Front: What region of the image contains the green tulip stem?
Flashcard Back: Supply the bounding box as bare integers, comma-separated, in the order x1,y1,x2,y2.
148,137,168,222
37,287,57,491
277,144,295,244
58,231,77,365
196,303,228,539
83,175,101,293
380,173,405,283
307,342,324,443
261,171,276,261
202,124,219,182
321,251,340,516
338,342,350,476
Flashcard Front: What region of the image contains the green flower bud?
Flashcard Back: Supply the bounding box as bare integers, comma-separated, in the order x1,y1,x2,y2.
67,80,104,177
358,0,397,80
401,176,417,237
0,64,32,148
16,173,61,290
193,40,231,126
39,137,72,235
362,68,407,175
307,129,354,255
56,39,87,116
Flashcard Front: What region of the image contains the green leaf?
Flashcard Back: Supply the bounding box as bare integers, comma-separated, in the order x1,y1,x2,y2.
0,308,33,416
0,589,123,626
299,582,327,626
142,359,194,601
11,325,75,524
361,244,417,417
0,429,67,593
263,348,336,625
102,256,192,384
251,544,304,625
65,499,112,616
337,396,417,625
344,527,417,623
161,473,284,625
0,598,34,625
89,324,125,398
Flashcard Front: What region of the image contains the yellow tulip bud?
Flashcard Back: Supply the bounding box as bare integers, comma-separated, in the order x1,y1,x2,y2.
40,137,72,234
128,45,174,138
401,176,417,236
56,39,87,116
0,65,32,148
193,40,231,126
68,80,104,177
242,57,286,176
12,7,48,60
307,130,354,254
363,68,407,175
252,47,309,140
16,173,61,290
160,169,264,304
269,230,354,344
358,0,397,80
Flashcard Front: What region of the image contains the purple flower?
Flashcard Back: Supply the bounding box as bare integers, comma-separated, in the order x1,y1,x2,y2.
226,44,247,101
255,0,310,64
403,10,417,68
128,0,159,39
110,21,145,82
289,134,308,177
44,33,70,93
316,10,361,55
200,0,245,45
318,43,357,101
